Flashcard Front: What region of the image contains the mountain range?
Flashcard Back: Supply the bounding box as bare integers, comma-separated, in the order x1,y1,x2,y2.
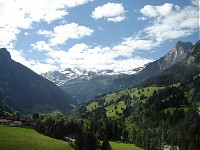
0,40,196,114
42,41,193,103
0,48,73,114
41,66,144,86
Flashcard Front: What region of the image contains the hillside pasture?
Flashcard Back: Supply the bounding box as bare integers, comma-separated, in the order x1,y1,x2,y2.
0,125,73,150
110,141,143,150
86,86,164,118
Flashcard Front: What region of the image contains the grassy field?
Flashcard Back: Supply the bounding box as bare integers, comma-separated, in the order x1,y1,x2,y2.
86,101,98,111
110,141,143,150
163,107,189,114
0,125,73,150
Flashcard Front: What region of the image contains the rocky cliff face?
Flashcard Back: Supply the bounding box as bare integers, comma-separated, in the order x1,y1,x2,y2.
140,40,200,87
187,40,200,64
132,41,193,85
159,41,193,71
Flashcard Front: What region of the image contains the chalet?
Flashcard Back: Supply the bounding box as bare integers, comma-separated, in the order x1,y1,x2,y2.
12,120,22,126
0,119,12,125
64,136,75,142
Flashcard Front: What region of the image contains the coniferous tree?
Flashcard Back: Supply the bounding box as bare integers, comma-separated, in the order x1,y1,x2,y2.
101,137,112,150
75,127,84,150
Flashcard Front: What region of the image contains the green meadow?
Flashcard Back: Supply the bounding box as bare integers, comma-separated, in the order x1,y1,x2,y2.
0,125,73,150
110,141,143,150
86,86,164,118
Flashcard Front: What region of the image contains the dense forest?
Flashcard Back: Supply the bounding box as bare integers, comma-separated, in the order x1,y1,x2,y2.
31,73,200,150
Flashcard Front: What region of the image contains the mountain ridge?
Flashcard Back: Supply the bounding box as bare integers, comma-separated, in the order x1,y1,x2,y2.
0,48,73,114
139,40,200,87
41,66,144,86
42,41,193,103
132,41,193,85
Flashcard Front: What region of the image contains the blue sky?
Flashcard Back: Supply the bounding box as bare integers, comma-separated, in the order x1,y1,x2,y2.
0,0,199,74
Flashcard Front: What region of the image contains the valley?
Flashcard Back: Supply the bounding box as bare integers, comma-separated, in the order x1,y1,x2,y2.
0,40,200,150
0,0,199,149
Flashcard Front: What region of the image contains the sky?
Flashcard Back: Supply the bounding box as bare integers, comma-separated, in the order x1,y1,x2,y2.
0,0,199,74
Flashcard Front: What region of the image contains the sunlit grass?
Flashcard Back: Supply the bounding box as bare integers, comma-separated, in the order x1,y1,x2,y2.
110,141,143,150
0,125,73,150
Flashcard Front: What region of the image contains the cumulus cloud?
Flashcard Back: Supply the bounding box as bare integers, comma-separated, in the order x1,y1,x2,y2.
64,0,94,8
113,37,160,52
91,3,126,22
32,23,94,50
0,0,94,48
42,39,154,73
140,3,174,17
191,0,199,6
113,58,153,72
8,48,58,74
140,3,199,42
31,63,59,74
0,26,20,48
31,41,51,51
37,30,53,37
49,23,94,46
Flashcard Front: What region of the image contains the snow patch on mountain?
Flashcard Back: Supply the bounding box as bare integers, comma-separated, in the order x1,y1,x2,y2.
41,66,144,86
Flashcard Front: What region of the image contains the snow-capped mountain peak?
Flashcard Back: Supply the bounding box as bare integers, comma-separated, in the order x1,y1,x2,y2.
41,67,143,86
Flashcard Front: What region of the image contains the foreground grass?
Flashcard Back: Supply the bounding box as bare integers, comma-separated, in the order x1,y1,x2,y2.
0,125,73,150
110,141,143,150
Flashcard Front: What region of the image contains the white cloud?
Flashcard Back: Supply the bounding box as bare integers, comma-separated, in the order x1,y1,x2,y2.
191,0,199,6
8,48,58,74
91,3,126,22
31,63,59,74
140,3,174,17
113,58,153,72
114,37,160,51
37,30,53,37
138,17,147,21
32,23,93,51
140,3,199,42
24,32,29,36
33,23,94,49
49,23,94,46
0,26,20,48
31,41,51,51
64,0,94,8
107,16,126,22
43,39,155,73
0,0,94,48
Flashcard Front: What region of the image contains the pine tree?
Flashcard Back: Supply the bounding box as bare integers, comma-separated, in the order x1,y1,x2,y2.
75,127,84,150
101,137,112,150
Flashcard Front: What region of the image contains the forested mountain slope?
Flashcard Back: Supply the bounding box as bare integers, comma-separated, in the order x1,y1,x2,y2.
71,40,200,149
0,48,73,114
